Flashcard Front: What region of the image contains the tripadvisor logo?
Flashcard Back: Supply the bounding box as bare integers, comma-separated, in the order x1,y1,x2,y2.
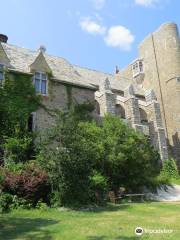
135,227,144,236
135,227,173,236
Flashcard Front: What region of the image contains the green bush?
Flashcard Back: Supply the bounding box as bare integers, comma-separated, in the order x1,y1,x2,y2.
39,108,162,206
49,191,62,208
0,193,13,213
3,161,24,173
0,193,35,213
160,159,179,179
11,195,32,210
3,137,32,164
90,171,108,204
0,169,5,190
36,201,48,210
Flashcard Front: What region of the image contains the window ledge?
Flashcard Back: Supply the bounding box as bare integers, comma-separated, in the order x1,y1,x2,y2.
133,72,144,78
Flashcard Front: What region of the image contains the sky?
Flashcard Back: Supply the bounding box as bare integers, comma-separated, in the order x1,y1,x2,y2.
0,0,180,73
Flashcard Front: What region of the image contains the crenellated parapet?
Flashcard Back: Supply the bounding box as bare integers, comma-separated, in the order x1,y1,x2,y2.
124,84,141,126
97,77,116,116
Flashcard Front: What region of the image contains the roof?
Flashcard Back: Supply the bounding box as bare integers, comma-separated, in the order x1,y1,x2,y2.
1,42,145,94
74,65,145,95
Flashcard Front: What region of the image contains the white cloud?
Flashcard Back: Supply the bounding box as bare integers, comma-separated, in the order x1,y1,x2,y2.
91,0,106,10
80,18,106,35
104,25,135,51
135,0,160,7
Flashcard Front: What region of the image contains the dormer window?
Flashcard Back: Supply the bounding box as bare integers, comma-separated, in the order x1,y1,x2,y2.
34,71,48,95
0,64,4,85
132,60,144,77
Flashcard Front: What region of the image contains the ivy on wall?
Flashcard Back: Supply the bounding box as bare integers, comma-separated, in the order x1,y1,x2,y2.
0,71,41,142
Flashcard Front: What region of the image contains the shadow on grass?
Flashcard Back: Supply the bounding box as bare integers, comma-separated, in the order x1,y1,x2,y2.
77,203,132,213
0,217,59,240
88,236,139,240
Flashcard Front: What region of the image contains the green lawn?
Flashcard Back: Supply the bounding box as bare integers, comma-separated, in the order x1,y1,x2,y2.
171,178,180,185
0,202,180,240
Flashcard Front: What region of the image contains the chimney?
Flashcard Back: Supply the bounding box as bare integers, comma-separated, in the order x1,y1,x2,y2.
39,45,46,53
115,66,120,74
0,34,8,43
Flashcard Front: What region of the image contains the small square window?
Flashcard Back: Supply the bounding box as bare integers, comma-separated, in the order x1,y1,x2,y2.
177,77,180,82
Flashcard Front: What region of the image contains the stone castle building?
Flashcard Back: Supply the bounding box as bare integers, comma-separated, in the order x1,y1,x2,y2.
0,22,179,165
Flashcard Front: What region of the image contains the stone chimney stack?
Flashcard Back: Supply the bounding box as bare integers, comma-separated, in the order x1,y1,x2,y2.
0,34,8,43
39,45,46,53
115,66,120,74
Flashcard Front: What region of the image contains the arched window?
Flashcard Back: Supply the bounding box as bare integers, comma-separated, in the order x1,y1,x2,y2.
95,100,100,115
28,112,36,132
139,108,148,124
115,104,126,119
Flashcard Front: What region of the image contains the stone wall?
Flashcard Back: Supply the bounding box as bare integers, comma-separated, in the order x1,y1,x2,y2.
139,22,180,164
114,23,180,163
35,79,95,132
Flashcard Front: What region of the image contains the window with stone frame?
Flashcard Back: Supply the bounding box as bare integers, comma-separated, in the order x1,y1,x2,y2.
132,60,144,77
34,71,48,95
0,64,4,85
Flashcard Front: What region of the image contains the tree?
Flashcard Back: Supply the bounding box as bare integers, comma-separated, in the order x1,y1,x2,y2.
38,105,162,206
98,115,161,193
37,103,97,206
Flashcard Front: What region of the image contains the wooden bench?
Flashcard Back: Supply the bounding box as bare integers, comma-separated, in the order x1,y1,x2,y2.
108,191,123,204
124,193,145,202
108,191,145,204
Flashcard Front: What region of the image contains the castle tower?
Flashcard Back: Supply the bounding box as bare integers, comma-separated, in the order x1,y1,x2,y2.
138,23,180,165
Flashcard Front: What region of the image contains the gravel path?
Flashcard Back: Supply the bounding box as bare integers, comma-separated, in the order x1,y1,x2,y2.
147,185,180,201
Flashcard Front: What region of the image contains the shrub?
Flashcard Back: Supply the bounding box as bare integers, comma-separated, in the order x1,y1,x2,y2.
3,161,24,173
0,193,34,213
11,195,32,209
36,201,48,210
49,191,62,208
38,108,162,206
0,193,13,213
3,137,32,164
0,168,5,190
1,162,51,206
160,159,179,179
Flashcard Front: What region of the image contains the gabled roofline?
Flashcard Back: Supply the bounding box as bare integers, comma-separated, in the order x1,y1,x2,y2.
51,77,98,91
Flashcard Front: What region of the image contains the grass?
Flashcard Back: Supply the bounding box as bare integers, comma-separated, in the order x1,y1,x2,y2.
170,178,180,185
0,202,180,240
